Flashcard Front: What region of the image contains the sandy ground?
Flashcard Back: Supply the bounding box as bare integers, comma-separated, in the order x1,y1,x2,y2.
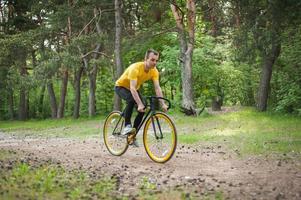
0,132,301,199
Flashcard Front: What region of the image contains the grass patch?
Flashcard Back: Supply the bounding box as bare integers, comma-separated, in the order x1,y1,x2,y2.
0,162,219,200
0,163,120,200
178,134,219,144
177,108,301,156
0,116,104,131
0,116,104,138
1,107,301,156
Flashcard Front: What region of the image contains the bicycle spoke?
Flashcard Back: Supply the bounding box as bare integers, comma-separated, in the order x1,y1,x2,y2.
143,112,177,163
103,112,128,156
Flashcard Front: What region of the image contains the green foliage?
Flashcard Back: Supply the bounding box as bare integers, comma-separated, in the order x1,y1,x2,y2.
159,34,246,108
271,26,301,115
138,176,158,199
232,0,301,110
1,0,301,120
96,66,115,114
157,42,181,106
274,80,301,115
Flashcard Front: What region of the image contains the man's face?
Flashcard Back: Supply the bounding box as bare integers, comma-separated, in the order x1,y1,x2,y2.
145,52,159,69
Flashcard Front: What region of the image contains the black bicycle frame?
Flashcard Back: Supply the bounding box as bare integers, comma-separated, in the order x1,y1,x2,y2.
117,96,171,139
112,115,124,135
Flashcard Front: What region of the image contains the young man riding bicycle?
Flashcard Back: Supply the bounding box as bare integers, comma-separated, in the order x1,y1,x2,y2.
115,49,168,147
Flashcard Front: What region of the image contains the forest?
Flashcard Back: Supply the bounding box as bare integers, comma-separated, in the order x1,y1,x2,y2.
1,1,301,199
0,0,301,120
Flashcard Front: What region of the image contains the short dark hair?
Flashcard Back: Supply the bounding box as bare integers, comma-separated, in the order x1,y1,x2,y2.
145,49,159,59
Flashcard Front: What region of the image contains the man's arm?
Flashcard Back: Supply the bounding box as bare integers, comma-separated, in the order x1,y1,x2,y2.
130,80,145,112
153,80,168,112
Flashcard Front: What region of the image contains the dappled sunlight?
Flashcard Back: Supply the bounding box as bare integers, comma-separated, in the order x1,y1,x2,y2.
215,129,244,136
175,108,301,156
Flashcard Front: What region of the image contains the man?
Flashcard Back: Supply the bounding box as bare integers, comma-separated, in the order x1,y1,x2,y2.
115,49,168,147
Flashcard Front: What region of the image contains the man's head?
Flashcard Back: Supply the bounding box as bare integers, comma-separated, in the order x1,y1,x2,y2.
144,49,159,69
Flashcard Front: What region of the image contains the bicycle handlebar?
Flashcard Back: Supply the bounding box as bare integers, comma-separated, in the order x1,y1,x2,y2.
144,96,171,110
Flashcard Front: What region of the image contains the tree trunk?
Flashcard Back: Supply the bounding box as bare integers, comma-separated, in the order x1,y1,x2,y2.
47,82,57,118
56,1,72,118
208,0,217,37
88,43,101,117
57,69,68,118
25,90,29,118
18,64,28,120
212,80,224,111
234,0,241,28
182,45,195,111
8,87,14,120
245,66,255,106
171,0,196,115
87,8,103,117
257,43,281,111
19,87,26,120
88,45,99,117
0,3,3,32
212,96,222,111
113,0,123,111
73,66,84,119
38,84,45,117
88,71,96,116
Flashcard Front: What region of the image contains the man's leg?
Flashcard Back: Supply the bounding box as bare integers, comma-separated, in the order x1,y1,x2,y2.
115,86,135,126
133,92,145,130
133,112,144,130
124,100,135,126
115,86,142,146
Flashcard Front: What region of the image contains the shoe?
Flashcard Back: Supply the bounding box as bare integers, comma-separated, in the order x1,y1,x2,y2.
121,124,135,135
130,139,139,148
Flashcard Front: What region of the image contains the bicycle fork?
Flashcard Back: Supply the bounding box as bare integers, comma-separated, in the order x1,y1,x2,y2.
151,116,164,139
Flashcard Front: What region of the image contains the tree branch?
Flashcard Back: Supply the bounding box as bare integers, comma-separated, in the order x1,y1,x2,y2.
78,8,115,37
81,50,112,59
169,0,185,21
170,1,185,29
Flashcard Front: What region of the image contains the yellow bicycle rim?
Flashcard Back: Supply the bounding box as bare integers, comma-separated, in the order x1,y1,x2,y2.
103,111,128,156
143,112,177,163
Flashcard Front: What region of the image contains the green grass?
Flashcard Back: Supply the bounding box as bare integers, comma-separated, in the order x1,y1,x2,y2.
0,158,200,200
0,116,105,138
177,107,301,156
0,162,120,200
1,107,301,156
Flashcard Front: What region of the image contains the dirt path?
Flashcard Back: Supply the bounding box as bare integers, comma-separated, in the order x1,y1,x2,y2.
1,133,301,199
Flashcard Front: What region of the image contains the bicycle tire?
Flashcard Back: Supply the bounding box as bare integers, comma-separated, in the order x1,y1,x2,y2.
143,112,177,163
103,111,129,156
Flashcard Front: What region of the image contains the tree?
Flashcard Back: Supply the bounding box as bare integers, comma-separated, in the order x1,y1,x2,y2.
233,0,301,111
113,0,123,111
170,0,196,115
200,0,226,111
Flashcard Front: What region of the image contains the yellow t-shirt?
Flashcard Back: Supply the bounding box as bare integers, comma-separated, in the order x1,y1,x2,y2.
116,62,159,90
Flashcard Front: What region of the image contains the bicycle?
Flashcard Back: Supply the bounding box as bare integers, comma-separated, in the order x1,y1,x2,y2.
103,96,177,163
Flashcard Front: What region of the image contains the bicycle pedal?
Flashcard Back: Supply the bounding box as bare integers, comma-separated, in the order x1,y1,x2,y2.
127,134,135,144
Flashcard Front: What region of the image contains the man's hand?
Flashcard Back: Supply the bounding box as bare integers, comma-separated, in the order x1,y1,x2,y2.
137,103,145,112
161,103,168,112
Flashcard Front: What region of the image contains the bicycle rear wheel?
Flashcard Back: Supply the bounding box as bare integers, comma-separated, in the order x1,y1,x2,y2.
143,112,177,163
103,111,128,156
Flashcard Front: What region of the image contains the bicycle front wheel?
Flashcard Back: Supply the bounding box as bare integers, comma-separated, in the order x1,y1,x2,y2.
103,111,128,156
143,112,177,163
